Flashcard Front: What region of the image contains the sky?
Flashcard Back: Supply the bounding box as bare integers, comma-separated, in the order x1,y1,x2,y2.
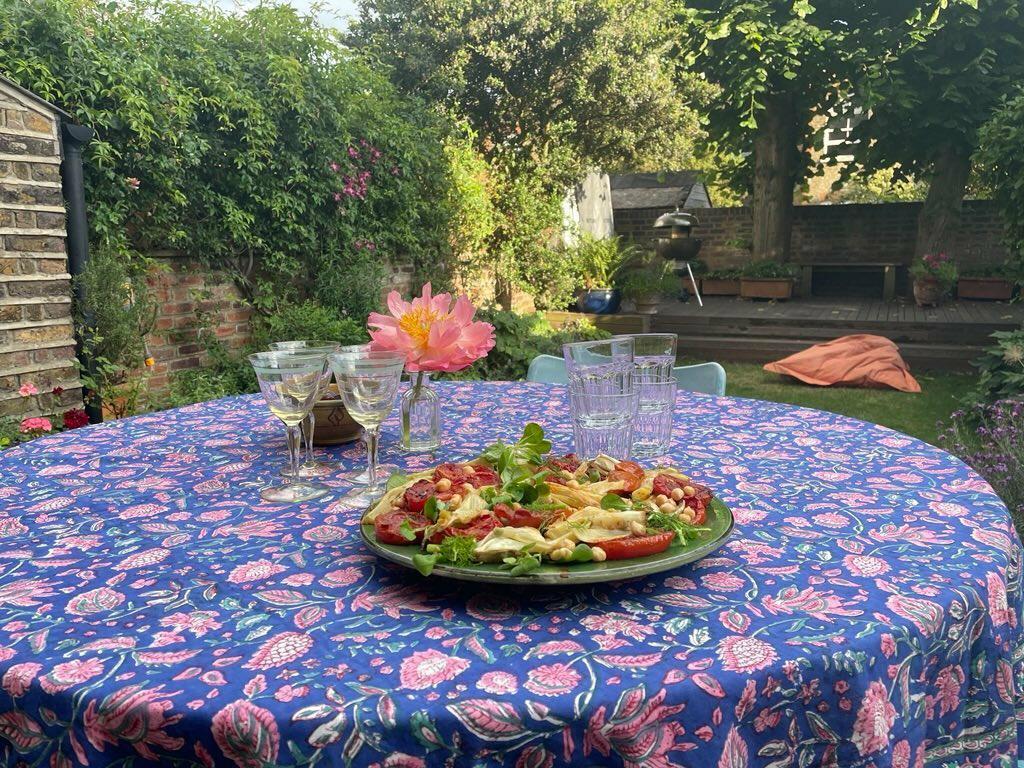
208,0,358,28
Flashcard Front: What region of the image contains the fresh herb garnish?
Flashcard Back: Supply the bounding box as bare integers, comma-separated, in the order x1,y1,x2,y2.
386,472,410,491
412,553,437,576
438,535,477,567
569,543,594,562
504,550,542,577
481,423,552,481
423,496,440,523
600,493,630,511
646,511,707,544
398,519,417,542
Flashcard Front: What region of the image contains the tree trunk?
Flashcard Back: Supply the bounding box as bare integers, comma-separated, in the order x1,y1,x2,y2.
914,143,972,260
495,273,514,310
751,91,799,262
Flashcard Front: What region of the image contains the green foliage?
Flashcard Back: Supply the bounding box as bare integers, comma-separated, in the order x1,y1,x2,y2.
253,301,369,348
703,268,743,281
165,339,257,409
0,0,455,326
618,252,677,300
448,310,610,381
574,236,638,291
959,262,1022,281
740,261,799,280
0,419,20,450
967,330,1024,405
979,90,1024,264
831,167,929,203
909,252,958,287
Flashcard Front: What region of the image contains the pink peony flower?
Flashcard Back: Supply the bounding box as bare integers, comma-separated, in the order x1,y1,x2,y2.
716,635,778,674
399,649,469,690
851,680,896,756
19,417,52,434
18,382,38,397
368,283,495,373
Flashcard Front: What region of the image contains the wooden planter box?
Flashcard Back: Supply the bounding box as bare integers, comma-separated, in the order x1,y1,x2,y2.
957,277,1014,301
740,278,794,300
701,278,740,296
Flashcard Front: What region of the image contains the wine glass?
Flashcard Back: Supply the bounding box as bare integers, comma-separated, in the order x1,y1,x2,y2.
328,348,406,507
248,350,330,503
269,340,341,478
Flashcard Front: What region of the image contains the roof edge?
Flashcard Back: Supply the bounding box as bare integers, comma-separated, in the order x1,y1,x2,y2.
0,74,73,121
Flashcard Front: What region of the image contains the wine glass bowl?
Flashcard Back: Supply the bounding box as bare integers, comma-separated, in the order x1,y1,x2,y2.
248,350,331,503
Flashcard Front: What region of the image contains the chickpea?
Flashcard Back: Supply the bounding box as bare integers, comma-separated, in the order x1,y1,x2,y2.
680,509,694,524
461,482,473,494
683,485,696,498
449,493,462,508
592,547,607,562
670,487,685,502
551,547,573,562
659,501,676,514
629,521,647,536
654,494,669,506
632,486,651,501
435,477,452,492
463,465,476,475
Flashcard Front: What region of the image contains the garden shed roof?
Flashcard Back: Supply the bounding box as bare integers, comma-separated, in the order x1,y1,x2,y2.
609,171,711,209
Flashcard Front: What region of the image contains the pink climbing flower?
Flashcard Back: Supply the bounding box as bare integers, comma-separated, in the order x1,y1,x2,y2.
18,382,38,397
126,177,141,190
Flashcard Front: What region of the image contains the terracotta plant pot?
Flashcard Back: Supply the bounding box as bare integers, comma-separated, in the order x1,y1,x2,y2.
913,277,947,307
957,277,1014,301
740,278,793,301
312,384,361,445
701,278,740,296
633,296,661,315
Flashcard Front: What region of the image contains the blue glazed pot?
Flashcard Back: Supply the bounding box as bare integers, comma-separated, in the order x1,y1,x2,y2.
578,288,622,314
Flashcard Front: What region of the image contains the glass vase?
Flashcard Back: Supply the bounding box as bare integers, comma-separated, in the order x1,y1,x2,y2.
401,371,441,452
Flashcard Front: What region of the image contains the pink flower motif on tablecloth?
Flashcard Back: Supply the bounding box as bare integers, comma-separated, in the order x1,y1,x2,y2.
762,586,860,621
227,560,286,584
701,572,746,592
211,699,279,768
2,662,42,697
524,663,581,697
717,635,778,674
84,684,184,760
580,613,653,640
880,634,896,658
851,680,896,756
273,684,308,702
477,671,518,695
892,739,911,768
39,658,104,692
321,567,361,588
66,587,125,616
986,572,1016,628
933,665,964,718
843,555,890,577
160,611,223,637
399,649,469,690
244,632,314,670
811,512,848,528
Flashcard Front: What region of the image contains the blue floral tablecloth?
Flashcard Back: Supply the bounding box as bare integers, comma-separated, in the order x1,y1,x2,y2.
0,381,1020,768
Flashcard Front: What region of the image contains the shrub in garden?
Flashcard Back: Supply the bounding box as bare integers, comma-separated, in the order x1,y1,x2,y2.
0,384,90,450
968,329,1024,405
447,310,610,381
939,399,1024,539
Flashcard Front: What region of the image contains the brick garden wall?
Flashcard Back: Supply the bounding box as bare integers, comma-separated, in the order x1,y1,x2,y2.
614,200,1010,271
0,81,83,420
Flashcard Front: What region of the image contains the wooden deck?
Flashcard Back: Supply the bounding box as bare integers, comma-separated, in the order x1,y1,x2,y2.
650,296,1024,371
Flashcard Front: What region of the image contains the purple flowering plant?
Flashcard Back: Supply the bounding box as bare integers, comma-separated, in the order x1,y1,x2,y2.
939,398,1024,538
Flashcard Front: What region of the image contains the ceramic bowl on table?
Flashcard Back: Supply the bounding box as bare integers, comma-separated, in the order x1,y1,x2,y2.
312,383,361,445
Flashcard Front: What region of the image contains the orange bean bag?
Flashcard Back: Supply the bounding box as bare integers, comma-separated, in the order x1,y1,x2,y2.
763,334,921,393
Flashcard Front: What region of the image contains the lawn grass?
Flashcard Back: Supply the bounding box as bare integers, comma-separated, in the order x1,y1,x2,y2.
717,362,975,445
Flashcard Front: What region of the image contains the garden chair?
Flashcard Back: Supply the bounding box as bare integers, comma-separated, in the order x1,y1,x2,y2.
526,354,727,396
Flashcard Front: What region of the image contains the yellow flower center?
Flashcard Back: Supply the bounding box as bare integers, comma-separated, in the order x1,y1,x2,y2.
399,307,438,348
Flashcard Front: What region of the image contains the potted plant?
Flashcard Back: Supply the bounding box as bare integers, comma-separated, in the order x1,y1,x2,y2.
739,261,799,300
618,253,677,314
910,252,957,307
957,261,1018,301
575,235,636,314
700,268,742,296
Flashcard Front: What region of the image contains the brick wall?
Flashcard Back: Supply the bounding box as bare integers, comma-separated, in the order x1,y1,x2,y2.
0,80,83,420
145,253,252,393
614,200,1010,271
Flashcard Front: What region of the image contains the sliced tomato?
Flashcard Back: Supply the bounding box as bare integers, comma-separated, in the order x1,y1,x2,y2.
374,510,429,545
607,460,644,495
466,466,500,488
546,454,581,474
433,463,468,486
596,531,675,560
428,514,501,544
403,479,437,514
493,503,543,529
652,473,685,498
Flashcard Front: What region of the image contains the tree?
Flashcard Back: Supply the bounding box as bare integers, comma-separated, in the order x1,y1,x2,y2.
680,0,966,262
853,0,1024,260
350,0,714,306
977,88,1024,264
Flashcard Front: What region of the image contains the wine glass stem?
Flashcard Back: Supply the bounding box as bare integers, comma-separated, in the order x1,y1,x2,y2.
285,424,303,484
365,426,380,491
302,412,316,467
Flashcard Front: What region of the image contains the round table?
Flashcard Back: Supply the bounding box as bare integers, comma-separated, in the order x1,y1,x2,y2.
0,381,1019,768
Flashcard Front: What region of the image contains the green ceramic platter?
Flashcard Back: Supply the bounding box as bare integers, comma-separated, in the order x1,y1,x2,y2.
360,498,734,586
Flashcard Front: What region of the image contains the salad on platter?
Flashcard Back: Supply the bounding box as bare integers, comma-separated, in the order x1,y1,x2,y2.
362,424,723,578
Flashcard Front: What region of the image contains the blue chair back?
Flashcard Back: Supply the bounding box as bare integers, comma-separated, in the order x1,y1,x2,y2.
526,354,726,396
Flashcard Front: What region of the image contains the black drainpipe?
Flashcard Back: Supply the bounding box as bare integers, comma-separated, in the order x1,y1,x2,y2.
60,123,102,424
